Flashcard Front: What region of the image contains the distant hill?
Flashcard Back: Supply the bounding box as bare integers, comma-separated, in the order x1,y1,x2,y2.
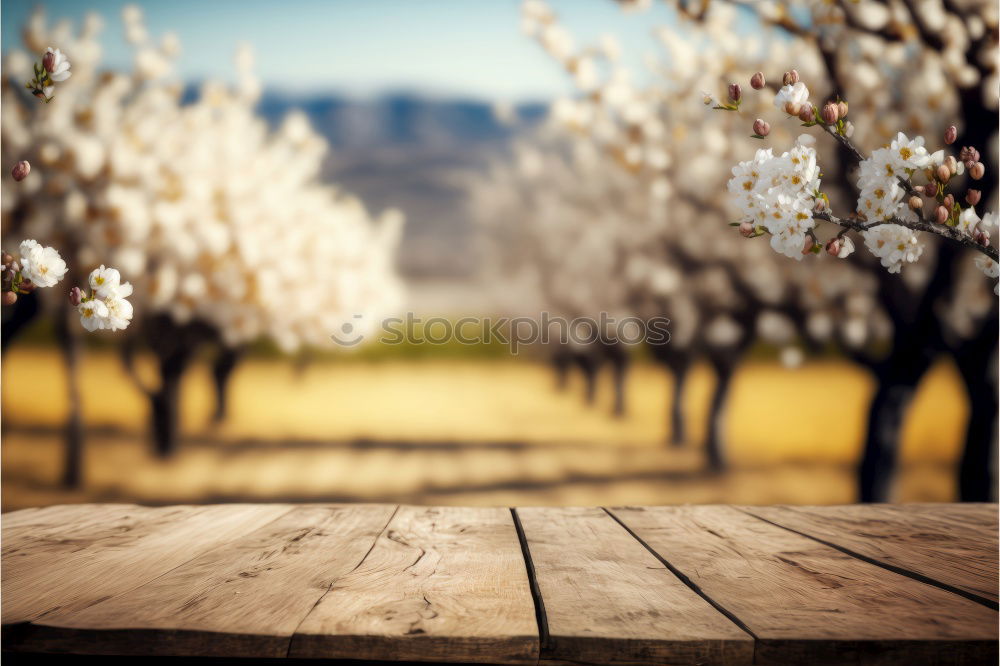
256,91,548,280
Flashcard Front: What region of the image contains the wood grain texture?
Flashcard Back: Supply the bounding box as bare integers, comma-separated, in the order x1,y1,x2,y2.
290,506,538,664
6,504,396,657
744,503,999,604
2,503,292,624
516,506,752,666
609,505,999,665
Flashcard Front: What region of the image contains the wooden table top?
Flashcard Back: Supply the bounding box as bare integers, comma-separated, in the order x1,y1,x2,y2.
2,503,997,664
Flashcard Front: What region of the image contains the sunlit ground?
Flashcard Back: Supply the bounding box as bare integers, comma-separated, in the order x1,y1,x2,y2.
1,346,968,510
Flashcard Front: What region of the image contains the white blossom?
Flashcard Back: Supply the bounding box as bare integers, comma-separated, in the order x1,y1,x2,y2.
18,239,67,287
773,82,809,113
78,299,109,332
88,264,121,298
862,224,924,273
43,47,72,81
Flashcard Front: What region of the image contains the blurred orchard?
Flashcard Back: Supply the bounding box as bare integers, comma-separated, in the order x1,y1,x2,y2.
1,1,997,509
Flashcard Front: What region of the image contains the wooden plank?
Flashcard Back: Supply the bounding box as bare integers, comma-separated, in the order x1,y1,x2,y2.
744,504,999,605
610,505,999,665
289,506,538,664
8,504,396,657
2,503,292,624
516,506,752,665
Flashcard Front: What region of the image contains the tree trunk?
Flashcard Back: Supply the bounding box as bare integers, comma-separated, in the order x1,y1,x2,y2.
705,360,735,471
151,350,188,457
552,348,572,391
667,360,690,447
954,313,999,502
858,376,923,502
574,352,600,406
54,304,84,488
1,291,40,354
211,346,243,423
609,347,628,418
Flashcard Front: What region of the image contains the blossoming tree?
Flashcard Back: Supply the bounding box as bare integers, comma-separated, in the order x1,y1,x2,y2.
2,7,405,483
519,0,998,498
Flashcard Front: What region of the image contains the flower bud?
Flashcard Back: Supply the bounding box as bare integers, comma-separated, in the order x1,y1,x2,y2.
970,161,985,180
2,291,17,306
11,160,30,182
974,229,990,246
739,221,755,237
750,71,765,90
784,101,802,116
908,196,923,211
798,105,813,122
825,238,841,256
943,193,955,210
936,164,951,182
944,155,958,175
801,236,815,255
935,205,950,224
924,181,938,197
821,102,839,124
42,50,56,73
69,286,83,306
959,146,980,163
837,101,848,119
728,83,741,102
0,252,12,266
752,118,770,137
19,279,35,293
944,126,957,145
782,69,799,86
966,189,981,206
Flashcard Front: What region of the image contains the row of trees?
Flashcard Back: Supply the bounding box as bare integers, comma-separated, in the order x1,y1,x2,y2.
1,7,405,485
477,0,998,500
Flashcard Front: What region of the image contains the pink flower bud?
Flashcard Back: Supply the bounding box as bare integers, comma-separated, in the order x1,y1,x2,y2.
2,291,17,306
782,69,800,86
750,71,765,90
959,146,980,163
728,83,742,102
970,161,985,180
935,205,950,224
943,155,958,175
797,105,813,122
821,102,839,124
801,236,815,255
825,238,841,256
69,286,83,306
0,252,12,266
966,189,981,206
924,181,938,197
11,161,30,182
974,229,990,246
944,126,957,145
752,118,770,137
739,221,755,237
908,196,923,211
936,164,951,182
837,101,848,119
784,101,801,116
42,50,56,73
943,193,955,210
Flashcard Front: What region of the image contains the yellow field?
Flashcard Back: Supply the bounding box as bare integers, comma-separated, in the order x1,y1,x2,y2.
1,347,968,510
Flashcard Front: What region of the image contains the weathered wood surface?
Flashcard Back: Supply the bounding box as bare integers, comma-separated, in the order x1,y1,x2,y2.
2,502,997,665
290,506,538,663
609,505,998,665
515,506,753,665
744,503,999,605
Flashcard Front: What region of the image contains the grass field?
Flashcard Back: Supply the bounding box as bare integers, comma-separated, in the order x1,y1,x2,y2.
1,346,969,510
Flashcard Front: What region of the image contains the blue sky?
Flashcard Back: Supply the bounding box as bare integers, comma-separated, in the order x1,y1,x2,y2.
1,0,685,101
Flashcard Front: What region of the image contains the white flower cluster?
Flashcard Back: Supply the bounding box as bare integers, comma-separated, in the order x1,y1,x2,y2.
18,239,67,287
2,7,404,352
77,265,134,332
728,138,822,259
861,224,923,274
856,133,930,224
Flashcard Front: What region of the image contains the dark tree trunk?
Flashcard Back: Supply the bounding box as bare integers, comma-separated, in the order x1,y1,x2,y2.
667,359,690,447
1,291,40,353
608,345,629,418
573,352,600,406
211,346,244,423
705,358,736,471
954,312,999,501
146,316,208,457
54,304,84,488
858,376,921,502
552,348,572,391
